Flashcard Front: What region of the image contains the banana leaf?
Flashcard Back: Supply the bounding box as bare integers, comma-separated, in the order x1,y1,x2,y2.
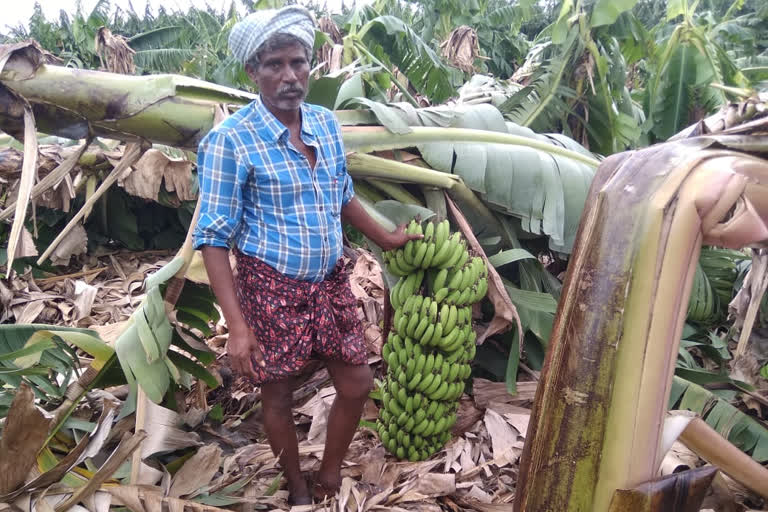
342,101,597,253
670,376,768,462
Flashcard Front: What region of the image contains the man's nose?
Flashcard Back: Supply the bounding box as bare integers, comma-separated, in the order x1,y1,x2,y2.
281,66,298,83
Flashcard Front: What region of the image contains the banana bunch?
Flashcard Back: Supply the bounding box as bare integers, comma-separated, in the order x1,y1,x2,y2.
376,218,488,461
428,256,488,306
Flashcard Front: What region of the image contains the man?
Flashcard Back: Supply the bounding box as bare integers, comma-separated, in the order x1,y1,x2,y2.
193,7,420,505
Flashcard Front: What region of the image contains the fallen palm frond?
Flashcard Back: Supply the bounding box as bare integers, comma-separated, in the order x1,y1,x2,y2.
516,134,768,511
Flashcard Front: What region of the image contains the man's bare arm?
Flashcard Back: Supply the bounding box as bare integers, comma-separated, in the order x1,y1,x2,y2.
341,197,421,251
200,246,265,375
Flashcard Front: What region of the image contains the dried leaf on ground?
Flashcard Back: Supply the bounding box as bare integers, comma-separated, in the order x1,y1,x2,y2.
0,384,53,494
483,409,517,467
169,444,223,498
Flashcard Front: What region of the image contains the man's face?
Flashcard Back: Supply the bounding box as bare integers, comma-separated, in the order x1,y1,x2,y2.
247,43,310,113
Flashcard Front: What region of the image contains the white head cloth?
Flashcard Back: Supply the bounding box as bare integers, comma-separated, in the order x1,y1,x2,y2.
228,6,316,65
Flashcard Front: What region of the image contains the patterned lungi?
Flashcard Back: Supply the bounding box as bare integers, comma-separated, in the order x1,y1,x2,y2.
234,249,367,384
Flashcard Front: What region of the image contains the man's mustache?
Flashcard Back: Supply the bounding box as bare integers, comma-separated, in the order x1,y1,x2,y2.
277,85,304,95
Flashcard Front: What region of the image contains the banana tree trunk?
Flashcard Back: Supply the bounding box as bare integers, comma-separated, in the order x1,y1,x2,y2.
515,138,768,512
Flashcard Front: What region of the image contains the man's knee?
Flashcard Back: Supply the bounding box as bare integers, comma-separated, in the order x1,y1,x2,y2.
335,365,373,402
262,380,295,413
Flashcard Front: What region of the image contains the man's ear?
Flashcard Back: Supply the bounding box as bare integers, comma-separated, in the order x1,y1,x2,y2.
244,64,259,85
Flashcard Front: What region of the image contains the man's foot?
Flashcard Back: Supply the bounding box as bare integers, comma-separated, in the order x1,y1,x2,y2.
310,472,341,501
286,476,311,506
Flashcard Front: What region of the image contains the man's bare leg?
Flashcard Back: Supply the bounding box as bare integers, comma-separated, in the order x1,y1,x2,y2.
261,377,310,504
315,359,373,492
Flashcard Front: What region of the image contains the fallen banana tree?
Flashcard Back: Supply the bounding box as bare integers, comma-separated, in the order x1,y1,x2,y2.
515,98,768,511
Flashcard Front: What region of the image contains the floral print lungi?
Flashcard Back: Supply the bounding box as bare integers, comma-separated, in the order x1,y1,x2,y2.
234,249,367,384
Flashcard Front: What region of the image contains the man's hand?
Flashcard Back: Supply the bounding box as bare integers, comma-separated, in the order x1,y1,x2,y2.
342,198,423,251
227,323,266,377
379,223,423,252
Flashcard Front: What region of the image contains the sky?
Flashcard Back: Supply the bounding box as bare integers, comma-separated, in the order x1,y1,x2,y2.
4,0,362,32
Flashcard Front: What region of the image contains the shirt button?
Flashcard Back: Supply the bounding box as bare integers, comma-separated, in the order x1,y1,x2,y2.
319,205,324,211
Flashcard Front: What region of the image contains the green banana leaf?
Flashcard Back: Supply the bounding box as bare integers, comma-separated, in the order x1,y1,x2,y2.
670,376,768,462
0,325,111,409
344,101,596,253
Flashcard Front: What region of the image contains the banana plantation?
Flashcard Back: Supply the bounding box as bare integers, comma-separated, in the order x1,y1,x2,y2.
0,0,767,510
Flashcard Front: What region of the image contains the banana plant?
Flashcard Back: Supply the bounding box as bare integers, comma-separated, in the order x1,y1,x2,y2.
641,0,752,142
498,0,646,155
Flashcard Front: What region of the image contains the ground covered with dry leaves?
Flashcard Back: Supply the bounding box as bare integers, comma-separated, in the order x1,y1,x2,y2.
1,248,762,511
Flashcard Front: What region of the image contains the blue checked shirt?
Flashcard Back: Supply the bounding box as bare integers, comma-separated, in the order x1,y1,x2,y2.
193,97,355,282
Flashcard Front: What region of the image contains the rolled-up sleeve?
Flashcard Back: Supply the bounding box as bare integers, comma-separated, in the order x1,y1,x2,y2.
328,114,355,206
193,130,243,249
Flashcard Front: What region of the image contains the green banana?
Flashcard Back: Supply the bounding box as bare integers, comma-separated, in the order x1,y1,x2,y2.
430,380,450,400
388,396,404,416
413,353,426,377
422,420,436,437
405,358,415,381
456,287,472,306
417,372,435,393
426,400,439,418
429,300,439,322
441,361,451,379
386,351,399,370
429,322,443,347
447,268,463,290
433,416,447,435
397,411,409,426
446,289,461,304
430,237,454,268
433,268,448,292
434,220,450,255
395,249,416,273
433,287,450,303
453,248,469,271
412,294,424,316
424,373,442,396
412,241,428,268
406,312,420,337
440,328,463,353
459,264,474,291
412,417,429,435
406,396,414,414
422,353,435,375
387,256,409,277
424,220,435,241
434,353,444,372
445,305,458,334
414,408,426,424
394,310,407,336
404,416,415,433
404,337,415,358
420,243,436,268
391,334,405,359
413,316,429,340
439,237,465,269
419,323,435,347
407,371,422,391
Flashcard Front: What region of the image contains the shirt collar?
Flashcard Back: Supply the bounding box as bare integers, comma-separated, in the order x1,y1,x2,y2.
251,96,317,143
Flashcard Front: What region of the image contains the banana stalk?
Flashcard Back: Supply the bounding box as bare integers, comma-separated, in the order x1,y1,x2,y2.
515,139,768,512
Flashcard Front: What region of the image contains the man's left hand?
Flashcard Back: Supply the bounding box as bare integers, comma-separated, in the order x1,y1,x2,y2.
380,223,423,252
